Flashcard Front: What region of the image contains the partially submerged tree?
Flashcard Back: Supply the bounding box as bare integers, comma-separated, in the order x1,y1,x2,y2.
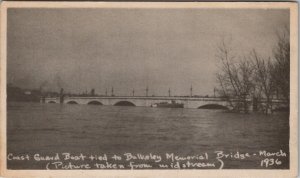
272,27,290,103
251,50,275,114
215,27,290,114
216,38,254,113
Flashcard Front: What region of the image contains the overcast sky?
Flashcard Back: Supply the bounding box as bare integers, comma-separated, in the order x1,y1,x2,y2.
7,8,289,96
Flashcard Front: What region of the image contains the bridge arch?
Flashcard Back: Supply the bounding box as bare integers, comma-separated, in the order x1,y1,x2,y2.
67,101,78,104
48,101,57,104
87,101,103,105
198,104,228,110
114,101,135,106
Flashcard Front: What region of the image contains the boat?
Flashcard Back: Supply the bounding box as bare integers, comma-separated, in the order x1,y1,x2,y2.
152,100,184,108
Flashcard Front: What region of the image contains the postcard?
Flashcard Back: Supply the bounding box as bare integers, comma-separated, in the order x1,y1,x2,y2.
0,1,298,178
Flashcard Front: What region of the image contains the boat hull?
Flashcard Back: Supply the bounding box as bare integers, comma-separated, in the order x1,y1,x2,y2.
156,103,184,108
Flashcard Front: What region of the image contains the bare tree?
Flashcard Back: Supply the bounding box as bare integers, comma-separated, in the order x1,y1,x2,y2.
216,38,254,113
215,27,289,114
251,50,275,114
237,59,255,113
215,38,237,109
272,27,290,103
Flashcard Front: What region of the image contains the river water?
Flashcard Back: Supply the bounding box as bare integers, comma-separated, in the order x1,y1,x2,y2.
7,102,289,169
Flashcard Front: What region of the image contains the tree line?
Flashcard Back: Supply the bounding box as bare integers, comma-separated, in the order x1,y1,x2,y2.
215,28,290,114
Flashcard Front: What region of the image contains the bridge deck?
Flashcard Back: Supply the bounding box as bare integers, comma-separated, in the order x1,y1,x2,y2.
44,96,228,101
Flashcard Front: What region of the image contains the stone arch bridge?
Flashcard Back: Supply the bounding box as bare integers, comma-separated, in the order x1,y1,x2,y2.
43,96,231,109
42,96,288,110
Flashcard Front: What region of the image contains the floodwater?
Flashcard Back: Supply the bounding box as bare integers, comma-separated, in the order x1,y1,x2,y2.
7,102,289,169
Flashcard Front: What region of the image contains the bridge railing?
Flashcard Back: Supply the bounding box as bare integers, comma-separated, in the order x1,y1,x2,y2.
57,96,229,101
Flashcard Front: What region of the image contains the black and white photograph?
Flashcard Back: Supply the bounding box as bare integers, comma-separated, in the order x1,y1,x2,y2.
0,2,298,178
